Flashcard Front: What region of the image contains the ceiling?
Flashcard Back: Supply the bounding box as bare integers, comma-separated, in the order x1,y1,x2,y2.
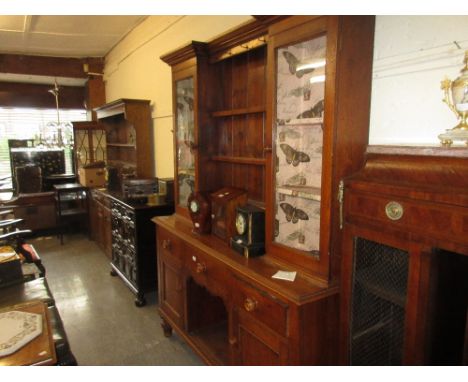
0,15,147,86
0,15,147,57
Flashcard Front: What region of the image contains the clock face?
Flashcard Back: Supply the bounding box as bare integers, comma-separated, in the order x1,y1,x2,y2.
189,200,199,214
235,212,247,235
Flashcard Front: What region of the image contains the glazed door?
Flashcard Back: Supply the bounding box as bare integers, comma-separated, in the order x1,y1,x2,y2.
266,17,338,279
173,67,197,217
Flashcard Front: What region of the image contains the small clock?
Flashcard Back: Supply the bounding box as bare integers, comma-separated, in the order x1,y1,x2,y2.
230,204,265,258
187,191,211,234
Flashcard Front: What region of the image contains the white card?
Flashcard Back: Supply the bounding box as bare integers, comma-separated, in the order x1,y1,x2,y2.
272,270,297,282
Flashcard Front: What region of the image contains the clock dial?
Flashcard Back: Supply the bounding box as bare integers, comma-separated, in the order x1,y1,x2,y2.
235,213,246,235
189,200,199,213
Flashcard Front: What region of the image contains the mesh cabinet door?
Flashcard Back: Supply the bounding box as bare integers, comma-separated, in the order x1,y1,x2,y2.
349,237,409,365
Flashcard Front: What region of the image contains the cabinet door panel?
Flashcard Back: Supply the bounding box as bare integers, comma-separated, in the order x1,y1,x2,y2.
158,255,185,328
234,309,288,365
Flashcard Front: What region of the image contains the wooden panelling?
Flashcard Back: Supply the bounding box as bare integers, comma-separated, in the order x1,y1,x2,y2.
0,82,84,109
0,54,103,78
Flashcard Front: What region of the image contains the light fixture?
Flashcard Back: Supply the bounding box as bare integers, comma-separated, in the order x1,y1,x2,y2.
37,79,74,148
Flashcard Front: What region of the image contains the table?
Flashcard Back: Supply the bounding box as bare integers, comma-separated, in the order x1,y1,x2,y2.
0,300,56,366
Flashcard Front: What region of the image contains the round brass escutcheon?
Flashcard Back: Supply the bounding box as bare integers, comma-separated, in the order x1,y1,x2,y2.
385,201,404,221
244,298,258,312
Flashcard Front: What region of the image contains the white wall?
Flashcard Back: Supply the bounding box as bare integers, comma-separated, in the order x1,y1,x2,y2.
104,15,468,178
369,15,468,145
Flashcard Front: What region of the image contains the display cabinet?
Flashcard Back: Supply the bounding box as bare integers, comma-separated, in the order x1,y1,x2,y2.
339,149,468,366
94,99,153,190
154,16,375,365
72,121,106,172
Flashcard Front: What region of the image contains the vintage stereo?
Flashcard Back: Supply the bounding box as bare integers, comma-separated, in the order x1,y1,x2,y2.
210,187,248,243
122,178,158,203
230,204,265,258
187,191,211,234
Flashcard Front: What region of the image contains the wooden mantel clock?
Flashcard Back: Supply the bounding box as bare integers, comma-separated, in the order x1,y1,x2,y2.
187,191,211,234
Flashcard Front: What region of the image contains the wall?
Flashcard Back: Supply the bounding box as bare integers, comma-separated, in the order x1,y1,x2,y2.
370,15,468,145
104,15,252,178
104,15,468,177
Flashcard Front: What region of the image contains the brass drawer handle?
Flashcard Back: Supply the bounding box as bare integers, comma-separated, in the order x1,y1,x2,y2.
385,201,404,221
244,298,258,312
162,239,171,251
196,262,206,274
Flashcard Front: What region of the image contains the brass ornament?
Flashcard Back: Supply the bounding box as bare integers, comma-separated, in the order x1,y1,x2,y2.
439,51,468,146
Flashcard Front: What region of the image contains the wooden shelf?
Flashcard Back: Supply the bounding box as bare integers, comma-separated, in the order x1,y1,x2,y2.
277,185,321,201
212,106,265,118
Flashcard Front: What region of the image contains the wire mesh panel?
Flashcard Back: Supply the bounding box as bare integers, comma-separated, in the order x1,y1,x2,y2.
350,237,409,365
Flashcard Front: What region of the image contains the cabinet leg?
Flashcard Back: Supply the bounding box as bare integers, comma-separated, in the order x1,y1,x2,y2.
135,294,146,307
160,317,173,337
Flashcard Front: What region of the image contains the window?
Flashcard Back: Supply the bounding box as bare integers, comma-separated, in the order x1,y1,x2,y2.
0,107,87,192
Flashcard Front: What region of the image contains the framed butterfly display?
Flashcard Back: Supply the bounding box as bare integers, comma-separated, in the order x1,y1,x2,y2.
273,33,327,256
175,77,195,209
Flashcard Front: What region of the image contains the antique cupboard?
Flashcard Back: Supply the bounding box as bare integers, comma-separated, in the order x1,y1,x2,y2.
153,16,375,365
339,148,468,366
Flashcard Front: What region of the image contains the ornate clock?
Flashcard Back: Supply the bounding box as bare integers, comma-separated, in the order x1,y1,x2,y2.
209,187,248,242
230,204,265,258
187,191,211,234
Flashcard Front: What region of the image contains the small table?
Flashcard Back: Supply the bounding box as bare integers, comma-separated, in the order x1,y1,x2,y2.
54,183,89,244
0,300,56,366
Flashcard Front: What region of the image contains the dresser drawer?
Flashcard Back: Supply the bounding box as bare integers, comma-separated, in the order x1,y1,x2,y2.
233,277,289,337
185,246,230,300
157,227,182,260
346,190,468,246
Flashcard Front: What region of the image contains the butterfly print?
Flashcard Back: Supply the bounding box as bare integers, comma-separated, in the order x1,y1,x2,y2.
296,99,324,119
280,143,310,166
280,202,309,223
282,51,315,78
183,96,194,111
279,129,302,140
285,172,307,186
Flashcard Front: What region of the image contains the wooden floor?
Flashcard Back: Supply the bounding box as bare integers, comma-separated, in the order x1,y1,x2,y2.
31,233,203,366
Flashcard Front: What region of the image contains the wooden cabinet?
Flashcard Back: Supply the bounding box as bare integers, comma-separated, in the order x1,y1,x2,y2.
89,189,112,259
154,15,374,365
94,98,153,190
339,149,468,365
154,218,339,365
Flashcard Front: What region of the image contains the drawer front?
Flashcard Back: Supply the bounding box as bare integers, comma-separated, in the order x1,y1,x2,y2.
157,227,182,261
233,277,289,337
346,190,468,246
185,246,230,300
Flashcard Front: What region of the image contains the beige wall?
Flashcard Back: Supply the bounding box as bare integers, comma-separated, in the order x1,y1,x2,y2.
104,15,252,178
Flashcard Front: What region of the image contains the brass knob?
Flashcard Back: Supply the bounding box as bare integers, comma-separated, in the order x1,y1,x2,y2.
385,201,404,221
244,298,258,312
162,239,171,250
196,262,206,274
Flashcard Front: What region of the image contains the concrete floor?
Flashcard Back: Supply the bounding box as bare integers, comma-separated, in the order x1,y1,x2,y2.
31,233,203,366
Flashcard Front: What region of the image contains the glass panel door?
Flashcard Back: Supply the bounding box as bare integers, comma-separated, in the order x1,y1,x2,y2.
175,77,195,207
274,35,327,258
